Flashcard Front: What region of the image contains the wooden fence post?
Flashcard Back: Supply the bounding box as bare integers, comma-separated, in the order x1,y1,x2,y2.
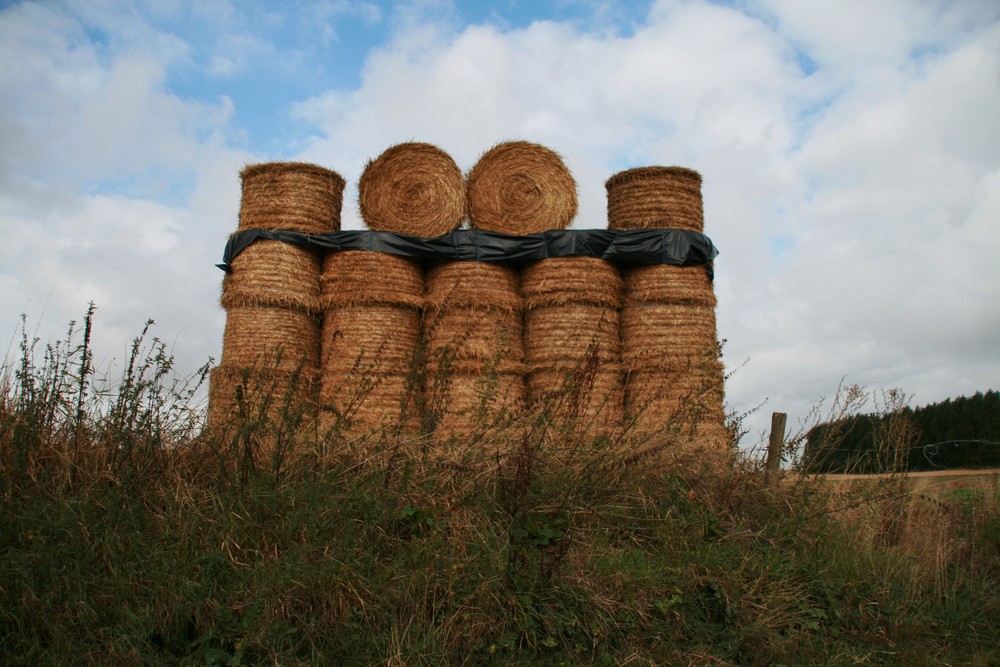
765,412,787,489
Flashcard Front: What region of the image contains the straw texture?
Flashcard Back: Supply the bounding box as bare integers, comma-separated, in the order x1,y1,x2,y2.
220,306,321,372
527,363,624,437
239,162,346,234
221,239,323,313
621,304,718,368
206,363,319,435
524,304,619,365
319,249,423,440
318,371,420,439
321,250,424,309
321,304,420,374
521,257,621,308
625,360,726,433
424,306,524,363
467,141,578,235
359,142,466,236
424,261,520,311
607,175,725,453
621,264,715,306
520,256,623,434
605,166,703,232
421,258,525,442
426,370,526,443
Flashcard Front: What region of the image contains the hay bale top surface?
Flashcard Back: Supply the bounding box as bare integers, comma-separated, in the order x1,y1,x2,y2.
358,142,466,236
240,161,346,183
604,166,702,191
521,256,622,308
239,161,346,234
605,165,704,233
467,141,578,235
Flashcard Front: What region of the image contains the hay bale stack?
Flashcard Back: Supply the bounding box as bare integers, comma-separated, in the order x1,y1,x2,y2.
606,166,725,452
467,141,578,234
359,142,466,236
521,257,624,436
239,161,347,233
606,166,703,232
319,251,424,441
422,261,526,442
209,161,345,441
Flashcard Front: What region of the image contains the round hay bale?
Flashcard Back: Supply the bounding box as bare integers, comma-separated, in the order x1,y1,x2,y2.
620,303,718,369
206,363,319,432
521,257,621,308
221,239,323,313
524,304,620,365
239,162,346,234
358,142,466,236
321,304,420,374
424,261,520,311
526,362,624,436
321,250,424,309
605,166,703,232
220,306,321,371
318,370,420,439
467,141,578,235
624,361,726,435
423,306,524,363
621,264,715,306
426,370,526,443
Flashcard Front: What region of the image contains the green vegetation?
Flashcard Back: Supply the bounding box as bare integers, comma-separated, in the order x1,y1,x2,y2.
2,311,999,665
803,389,1000,474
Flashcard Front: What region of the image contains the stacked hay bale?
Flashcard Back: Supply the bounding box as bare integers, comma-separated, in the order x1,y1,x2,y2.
320,143,464,445
606,166,726,453
422,140,579,444
208,162,346,442
466,141,616,436
423,261,524,443
521,257,623,437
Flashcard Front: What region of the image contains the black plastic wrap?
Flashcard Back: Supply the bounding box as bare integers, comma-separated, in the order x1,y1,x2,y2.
218,228,718,276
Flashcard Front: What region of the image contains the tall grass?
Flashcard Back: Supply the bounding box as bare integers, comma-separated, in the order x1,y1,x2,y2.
1,312,998,666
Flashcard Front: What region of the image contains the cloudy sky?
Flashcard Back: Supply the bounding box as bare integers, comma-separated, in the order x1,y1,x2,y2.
1,0,998,447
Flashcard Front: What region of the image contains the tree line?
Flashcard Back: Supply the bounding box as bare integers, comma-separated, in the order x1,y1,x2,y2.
801,390,1000,473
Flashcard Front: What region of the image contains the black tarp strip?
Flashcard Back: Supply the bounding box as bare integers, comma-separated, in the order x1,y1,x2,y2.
217,228,718,279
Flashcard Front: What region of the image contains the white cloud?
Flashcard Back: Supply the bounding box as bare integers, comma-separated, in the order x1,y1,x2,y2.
0,1,246,381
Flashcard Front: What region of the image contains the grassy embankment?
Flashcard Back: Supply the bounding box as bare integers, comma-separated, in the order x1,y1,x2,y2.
1,310,998,666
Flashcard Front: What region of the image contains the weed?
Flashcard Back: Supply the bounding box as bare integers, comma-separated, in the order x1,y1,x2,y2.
1,310,998,665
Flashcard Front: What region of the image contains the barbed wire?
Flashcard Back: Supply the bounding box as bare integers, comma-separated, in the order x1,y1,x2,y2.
805,439,1000,469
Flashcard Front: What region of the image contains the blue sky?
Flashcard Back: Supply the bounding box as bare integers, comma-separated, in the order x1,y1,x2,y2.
2,0,999,446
